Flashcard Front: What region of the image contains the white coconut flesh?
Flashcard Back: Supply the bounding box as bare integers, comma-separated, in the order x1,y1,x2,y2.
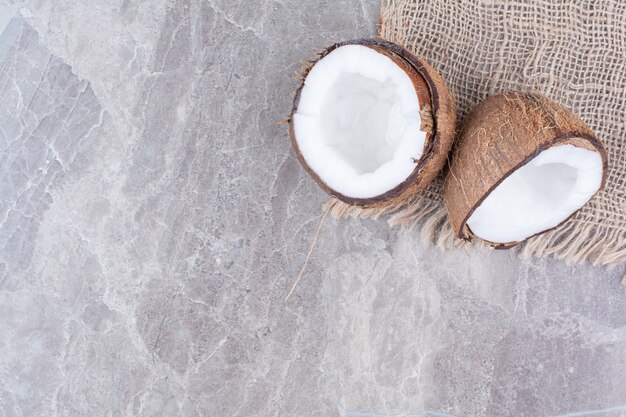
466,144,603,243
292,44,426,199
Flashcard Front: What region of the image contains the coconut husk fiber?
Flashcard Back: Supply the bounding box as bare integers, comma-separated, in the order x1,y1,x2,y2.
326,0,626,267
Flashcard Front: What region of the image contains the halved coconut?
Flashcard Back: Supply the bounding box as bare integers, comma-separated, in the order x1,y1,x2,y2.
444,92,608,249
289,39,456,206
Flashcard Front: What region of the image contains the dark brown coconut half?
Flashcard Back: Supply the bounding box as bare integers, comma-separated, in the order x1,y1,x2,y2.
444,92,608,249
288,38,456,207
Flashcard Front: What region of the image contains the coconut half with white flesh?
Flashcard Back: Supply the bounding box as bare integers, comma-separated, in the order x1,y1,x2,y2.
444,92,608,249
289,39,456,206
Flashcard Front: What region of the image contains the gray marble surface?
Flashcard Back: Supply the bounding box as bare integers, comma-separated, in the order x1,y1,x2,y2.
0,1,625,416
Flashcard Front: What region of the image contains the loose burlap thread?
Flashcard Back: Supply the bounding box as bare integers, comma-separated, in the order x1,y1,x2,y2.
326,0,626,267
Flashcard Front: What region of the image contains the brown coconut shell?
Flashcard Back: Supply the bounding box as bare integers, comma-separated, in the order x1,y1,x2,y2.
288,38,456,207
444,92,608,249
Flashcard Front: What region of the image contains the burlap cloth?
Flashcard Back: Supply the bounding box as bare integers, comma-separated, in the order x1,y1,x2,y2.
326,0,626,267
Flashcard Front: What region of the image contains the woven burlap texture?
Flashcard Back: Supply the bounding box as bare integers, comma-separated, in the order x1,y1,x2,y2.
326,0,626,267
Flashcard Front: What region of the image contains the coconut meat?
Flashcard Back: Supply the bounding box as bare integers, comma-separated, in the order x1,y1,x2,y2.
292,44,426,199
466,144,603,243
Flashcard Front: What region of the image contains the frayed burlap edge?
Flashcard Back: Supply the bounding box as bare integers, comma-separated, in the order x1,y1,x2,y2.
323,192,463,251
520,220,626,267
324,193,626,268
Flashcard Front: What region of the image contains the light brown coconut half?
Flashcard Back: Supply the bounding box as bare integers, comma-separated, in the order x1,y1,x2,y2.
288,38,456,207
444,92,608,249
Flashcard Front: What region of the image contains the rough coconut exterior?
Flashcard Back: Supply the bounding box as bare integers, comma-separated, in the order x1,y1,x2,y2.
288,38,457,207
444,92,608,248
